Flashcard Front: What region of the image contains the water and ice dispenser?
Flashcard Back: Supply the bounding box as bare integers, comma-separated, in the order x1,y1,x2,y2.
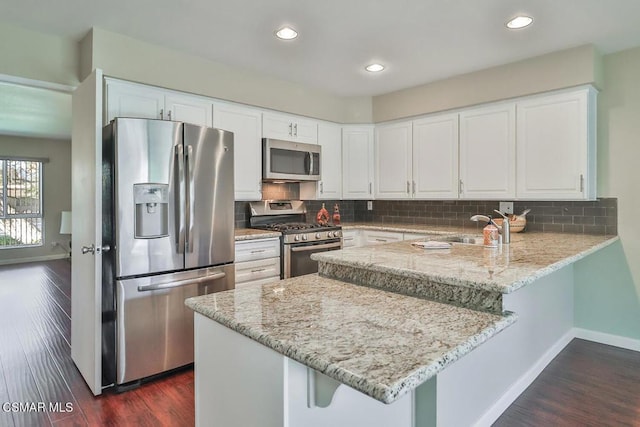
134,184,169,239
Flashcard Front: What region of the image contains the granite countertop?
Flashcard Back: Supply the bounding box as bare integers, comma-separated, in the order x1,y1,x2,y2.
341,222,470,235
314,232,618,295
235,228,281,241
185,274,516,404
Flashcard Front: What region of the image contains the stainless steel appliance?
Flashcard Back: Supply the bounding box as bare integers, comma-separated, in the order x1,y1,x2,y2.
101,118,235,389
262,139,321,182
249,201,342,278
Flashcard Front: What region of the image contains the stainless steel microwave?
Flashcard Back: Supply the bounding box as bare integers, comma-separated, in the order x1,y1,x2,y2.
262,139,321,182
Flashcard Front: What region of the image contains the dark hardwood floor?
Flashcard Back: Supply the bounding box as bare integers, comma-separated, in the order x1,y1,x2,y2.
0,260,638,426
0,260,194,426
493,338,640,426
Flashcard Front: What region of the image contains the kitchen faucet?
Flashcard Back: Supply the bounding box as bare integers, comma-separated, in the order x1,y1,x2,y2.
470,210,510,244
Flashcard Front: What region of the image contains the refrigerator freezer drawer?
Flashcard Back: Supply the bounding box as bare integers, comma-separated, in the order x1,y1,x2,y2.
116,264,234,385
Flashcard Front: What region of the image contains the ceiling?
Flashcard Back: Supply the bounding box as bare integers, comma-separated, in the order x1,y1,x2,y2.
3,0,640,97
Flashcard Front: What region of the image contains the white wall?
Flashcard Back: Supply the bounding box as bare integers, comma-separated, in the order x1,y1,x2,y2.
0,136,72,263
372,44,603,122
0,23,79,86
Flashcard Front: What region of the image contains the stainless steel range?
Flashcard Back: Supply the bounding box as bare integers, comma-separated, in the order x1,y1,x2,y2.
249,201,342,278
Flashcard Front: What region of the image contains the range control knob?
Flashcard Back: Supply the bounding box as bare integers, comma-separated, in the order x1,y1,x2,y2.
327,232,332,238
316,233,321,239
294,235,300,242
335,230,342,238
302,235,308,241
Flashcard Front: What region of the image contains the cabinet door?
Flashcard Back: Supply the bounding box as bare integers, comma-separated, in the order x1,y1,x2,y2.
459,103,515,199
516,89,594,200
375,121,413,199
342,126,374,200
413,114,459,199
317,122,342,199
263,112,317,144
293,117,319,144
213,103,263,200
105,80,163,124
165,94,212,127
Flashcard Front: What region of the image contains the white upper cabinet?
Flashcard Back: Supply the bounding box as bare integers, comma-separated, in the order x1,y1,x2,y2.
262,112,318,144
105,79,212,127
317,122,343,199
213,103,263,201
459,103,516,199
105,80,164,123
342,126,374,199
165,94,212,127
375,121,413,199
412,113,459,199
516,87,596,200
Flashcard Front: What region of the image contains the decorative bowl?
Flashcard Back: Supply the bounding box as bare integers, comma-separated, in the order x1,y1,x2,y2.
493,216,526,233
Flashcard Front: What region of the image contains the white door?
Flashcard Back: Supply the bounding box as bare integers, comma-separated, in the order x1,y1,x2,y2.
516,89,591,199
413,114,459,199
71,69,104,395
375,121,412,199
213,103,263,200
459,103,516,199
165,94,213,127
317,122,342,199
104,79,163,124
342,126,374,199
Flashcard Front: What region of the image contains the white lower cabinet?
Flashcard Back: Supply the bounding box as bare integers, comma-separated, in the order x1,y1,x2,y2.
235,237,281,286
362,230,404,246
342,230,361,248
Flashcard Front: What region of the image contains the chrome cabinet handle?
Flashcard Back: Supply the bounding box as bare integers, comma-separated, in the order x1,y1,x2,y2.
294,123,298,137
82,244,95,255
459,179,464,194
160,109,164,120
289,123,293,136
320,182,324,194
580,174,584,192
251,268,266,273
168,110,172,121
406,181,410,194
369,182,372,194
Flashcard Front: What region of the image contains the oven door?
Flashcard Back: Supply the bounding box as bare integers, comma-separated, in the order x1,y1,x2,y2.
284,239,342,278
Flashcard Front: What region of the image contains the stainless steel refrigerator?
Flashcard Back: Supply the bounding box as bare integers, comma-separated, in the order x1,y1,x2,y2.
101,118,235,389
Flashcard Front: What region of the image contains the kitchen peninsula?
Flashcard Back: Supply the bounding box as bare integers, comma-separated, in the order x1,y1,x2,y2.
186,229,617,427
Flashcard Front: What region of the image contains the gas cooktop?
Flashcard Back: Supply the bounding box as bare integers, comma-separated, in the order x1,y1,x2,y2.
255,222,340,233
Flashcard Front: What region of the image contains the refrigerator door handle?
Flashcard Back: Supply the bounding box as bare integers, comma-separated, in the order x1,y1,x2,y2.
137,272,226,292
175,144,186,254
186,144,196,253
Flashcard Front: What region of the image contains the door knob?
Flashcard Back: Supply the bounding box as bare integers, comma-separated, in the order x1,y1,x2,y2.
82,244,95,254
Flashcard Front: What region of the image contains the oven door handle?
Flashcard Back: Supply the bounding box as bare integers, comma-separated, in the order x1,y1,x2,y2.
290,242,342,252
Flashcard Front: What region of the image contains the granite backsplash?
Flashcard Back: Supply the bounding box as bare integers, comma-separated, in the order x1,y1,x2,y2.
235,195,616,236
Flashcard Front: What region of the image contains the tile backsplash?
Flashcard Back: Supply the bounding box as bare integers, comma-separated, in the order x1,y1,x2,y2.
235,186,616,235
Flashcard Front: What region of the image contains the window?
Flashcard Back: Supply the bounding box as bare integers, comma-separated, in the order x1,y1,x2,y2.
0,159,43,248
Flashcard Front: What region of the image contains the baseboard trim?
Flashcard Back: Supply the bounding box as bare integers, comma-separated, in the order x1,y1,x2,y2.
573,327,640,352
0,253,69,266
473,330,575,427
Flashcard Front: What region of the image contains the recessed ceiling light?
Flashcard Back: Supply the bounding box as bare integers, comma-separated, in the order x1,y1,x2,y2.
275,26,298,40
506,15,533,29
365,63,385,73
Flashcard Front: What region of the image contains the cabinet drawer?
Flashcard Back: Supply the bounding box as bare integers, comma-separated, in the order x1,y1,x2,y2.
402,233,430,241
342,230,360,248
235,238,280,263
235,257,281,284
362,230,404,245
235,276,281,288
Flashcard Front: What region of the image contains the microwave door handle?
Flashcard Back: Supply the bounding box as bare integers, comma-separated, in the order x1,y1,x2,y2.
308,152,313,176
186,145,195,253
175,145,185,254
